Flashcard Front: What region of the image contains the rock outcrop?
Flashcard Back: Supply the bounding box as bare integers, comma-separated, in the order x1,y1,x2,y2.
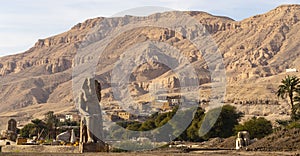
0,5,300,128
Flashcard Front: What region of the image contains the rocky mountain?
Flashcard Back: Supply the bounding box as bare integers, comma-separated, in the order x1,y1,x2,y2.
0,4,300,128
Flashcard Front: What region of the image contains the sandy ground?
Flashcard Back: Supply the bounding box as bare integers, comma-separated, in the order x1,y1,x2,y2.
1,150,300,156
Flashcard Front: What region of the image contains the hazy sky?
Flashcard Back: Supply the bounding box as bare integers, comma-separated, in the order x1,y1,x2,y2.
0,0,299,56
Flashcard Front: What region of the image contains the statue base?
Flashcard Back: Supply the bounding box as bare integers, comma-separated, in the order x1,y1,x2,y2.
79,142,108,153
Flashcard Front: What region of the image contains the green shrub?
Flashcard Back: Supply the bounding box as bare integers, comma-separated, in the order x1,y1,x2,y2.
201,105,243,140
20,123,35,138
235,117,273,139
287,121,300,129
113,105,243,142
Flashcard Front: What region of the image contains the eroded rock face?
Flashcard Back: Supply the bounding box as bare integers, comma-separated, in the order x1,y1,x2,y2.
0,58,72,76
0,5,300,126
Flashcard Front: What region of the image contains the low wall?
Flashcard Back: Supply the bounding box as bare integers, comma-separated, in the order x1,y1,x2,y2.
1,145,79,153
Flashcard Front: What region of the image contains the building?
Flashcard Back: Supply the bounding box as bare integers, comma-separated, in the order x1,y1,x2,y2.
118,111,133,120
65,114,81,122
286,68,298,73
56,114,66,122
162,102,177,111
155,96,168,103
138,102,151,112
169,98,183,105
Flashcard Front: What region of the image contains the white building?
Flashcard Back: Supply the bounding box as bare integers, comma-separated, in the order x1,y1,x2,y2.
286,68,298,73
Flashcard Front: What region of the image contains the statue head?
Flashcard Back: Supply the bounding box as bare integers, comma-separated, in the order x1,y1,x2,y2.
81,78,101,102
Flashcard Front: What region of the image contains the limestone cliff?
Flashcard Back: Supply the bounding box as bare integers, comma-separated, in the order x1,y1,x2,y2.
0,5,300,128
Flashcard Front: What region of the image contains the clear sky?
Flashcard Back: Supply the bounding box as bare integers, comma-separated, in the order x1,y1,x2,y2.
0,0,299,57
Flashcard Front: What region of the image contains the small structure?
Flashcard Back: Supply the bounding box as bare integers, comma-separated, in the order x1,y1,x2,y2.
70,129,76,144
138,102,151,112
56,129,77,144
16,138,27,145
66,114,81,122
56,131,71,143
162,102,177,111
236,131,250,150
117,111,133,120
286,68,298,73
57,114,66,122
168,96,183,105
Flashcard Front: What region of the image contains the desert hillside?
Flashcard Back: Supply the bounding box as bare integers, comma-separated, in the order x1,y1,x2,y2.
0,4,300,129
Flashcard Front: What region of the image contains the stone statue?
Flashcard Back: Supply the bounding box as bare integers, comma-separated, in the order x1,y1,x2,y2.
1,119,18,141
7,119,17,133
78,78,106,152
7,119,18,141
236,131,250,150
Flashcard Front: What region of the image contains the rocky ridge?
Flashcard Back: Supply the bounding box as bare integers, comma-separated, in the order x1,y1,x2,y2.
0,5,300,128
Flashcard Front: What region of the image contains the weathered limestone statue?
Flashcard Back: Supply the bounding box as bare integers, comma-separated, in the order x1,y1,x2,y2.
236,131,250,150
78,78,107,152
7,119,17,133
0,119,17,142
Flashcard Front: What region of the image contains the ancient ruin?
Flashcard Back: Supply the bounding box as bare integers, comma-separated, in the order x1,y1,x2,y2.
236,131,250,150
0,119,17,142
78,78,107,153
7,119,17,133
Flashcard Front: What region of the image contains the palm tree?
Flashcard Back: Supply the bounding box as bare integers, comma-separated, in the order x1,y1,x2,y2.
44,111,59,139
294,88,300,119
295,86,300,103
31,119,46,137
276,75,300,120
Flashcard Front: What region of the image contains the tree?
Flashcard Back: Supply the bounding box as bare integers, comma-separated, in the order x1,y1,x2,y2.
201,105,243,140
139,120,156,131
181,107,205,141
235,117,273,139
58,119,79,127
20,119,47,138
186,122,202,141
113,105,242,141
126,122,142,131
277,75,300,120
20,123,36,138
44,111,59,139
31,119,46,138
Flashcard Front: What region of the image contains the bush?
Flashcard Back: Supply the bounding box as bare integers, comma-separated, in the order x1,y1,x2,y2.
201,105,243,140
287,121,300,129
235,117,273,139
113,105,243,142
20,123,36,138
